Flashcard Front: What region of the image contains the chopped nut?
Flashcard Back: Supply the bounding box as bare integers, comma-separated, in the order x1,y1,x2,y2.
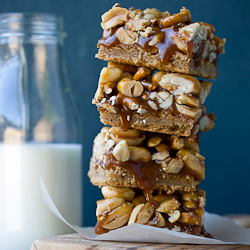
96,197,125,216
117,78,143,97
179,22,201,41
110,133,146,146
101,7,129,29
199,115,215,132
106,139,115,149
162,157,184,174
147,136,162,147
148,100,158,110
113,140,130,162
126,18,150,31
116,27,139,44
108,62,137,74
156,198,180,213
179,212,201,225
182,192,199,201
132,194,147,206
170,135,185,150
177,149,205,180
101,186,135,201
148,212,166,227
148,34,163,46
152,71,166,84
175,95,200,108
184,138,199,153
129,146,151,162
149,92,157,100
154,194,179,204
159,74,201,95
102,103,117,113
143,13,156,20
111,127,140,138
168,210,181,223
176,104,202,120
156,143,170,152
195,153,205,162
198,81,212,104
99,67,123,85
159,96,173,109
182,200,198,210
128,202,154,225
137,107,147,114
143,8,162,18
152,150,170,161
102,202,134,229
133,67,154,81
118,72,133,81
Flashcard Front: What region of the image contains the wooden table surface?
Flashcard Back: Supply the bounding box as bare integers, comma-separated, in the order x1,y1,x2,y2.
30,233,250,250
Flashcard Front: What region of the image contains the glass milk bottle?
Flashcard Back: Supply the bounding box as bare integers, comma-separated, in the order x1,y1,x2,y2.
0,13,82,249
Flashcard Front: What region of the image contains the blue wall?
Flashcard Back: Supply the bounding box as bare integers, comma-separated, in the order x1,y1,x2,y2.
2,0,249,226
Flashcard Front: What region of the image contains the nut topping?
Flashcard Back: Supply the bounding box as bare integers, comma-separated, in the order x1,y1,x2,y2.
126,18,150,31
148,212,166,227
168,210,181,223
156,198,180,213
128,202,154,225
113,140,130,162
162,157,184,174
99,67,123,85
117,78,144,97
175,104,202,120
101,7,129,29
177,149,205,180
96,197,125,216
129,146,151,162
175,95,200,108
179,22,201,41
116,27,139,44
101,186,135,201
152,150,170,161
147,136,162,147
159,74,201,95
170,135,185,150
101,202,134,229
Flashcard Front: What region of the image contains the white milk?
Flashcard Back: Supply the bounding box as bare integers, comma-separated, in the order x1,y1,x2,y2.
0,143,82,250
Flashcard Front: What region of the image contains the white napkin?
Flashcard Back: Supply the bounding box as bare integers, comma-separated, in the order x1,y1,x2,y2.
40,179,250,244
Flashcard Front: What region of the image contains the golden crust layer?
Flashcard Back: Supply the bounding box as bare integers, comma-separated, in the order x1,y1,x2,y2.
97,44,218,79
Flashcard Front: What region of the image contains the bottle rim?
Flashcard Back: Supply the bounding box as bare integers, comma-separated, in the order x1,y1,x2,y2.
0,12,64,38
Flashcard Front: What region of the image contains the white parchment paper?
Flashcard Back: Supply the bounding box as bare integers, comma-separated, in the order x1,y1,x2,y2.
40,179,250,244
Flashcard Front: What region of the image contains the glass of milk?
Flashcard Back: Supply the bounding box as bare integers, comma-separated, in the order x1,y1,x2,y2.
0,13,82,249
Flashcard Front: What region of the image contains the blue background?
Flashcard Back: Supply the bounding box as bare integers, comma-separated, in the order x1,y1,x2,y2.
2,0,249,226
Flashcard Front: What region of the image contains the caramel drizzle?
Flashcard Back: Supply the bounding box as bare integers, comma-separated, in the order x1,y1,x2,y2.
105,152,160,208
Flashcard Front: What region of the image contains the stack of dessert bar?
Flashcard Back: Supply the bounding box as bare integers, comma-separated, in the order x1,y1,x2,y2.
88,4,225,237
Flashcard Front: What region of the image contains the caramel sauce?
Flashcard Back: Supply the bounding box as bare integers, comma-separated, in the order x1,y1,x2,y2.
114,92,158,131
171,96,181,116
104,151,160,208
94,221,109,235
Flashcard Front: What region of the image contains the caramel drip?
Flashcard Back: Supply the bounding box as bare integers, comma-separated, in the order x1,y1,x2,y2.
104,152,160,208
171,96,181,115
114,93,158,131
121,160,160,208
115,94,133,131
155,28,180,64
99,26,182,65
94,221,109,235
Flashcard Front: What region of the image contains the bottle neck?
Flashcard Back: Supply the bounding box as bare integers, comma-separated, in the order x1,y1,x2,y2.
0,13,65,44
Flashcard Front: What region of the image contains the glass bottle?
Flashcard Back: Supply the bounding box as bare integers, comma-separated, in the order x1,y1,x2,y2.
0,13,82,250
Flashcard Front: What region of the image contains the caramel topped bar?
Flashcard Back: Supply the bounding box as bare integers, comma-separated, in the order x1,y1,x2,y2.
93,63,215,136
95,186,212,237
96,4,225,79
88,126,210,206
